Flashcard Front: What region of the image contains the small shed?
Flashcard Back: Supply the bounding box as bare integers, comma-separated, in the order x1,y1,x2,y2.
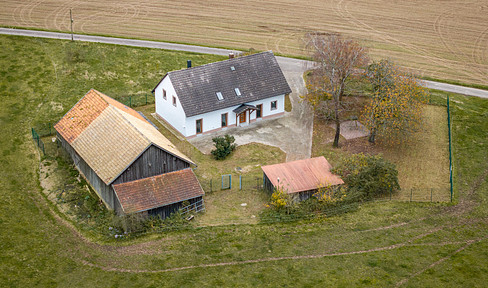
261,156,344,201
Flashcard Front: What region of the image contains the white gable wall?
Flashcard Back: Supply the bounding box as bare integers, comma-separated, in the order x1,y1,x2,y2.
155,76,187,136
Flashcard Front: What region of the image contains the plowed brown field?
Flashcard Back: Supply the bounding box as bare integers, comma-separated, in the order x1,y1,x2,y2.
1,0,487,85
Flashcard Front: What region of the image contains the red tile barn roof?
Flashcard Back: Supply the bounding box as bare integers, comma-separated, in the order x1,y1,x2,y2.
112,168,204,214
54,89,147,144
261,156,344,194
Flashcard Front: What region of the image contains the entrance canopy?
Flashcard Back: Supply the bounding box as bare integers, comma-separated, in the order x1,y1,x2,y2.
233,104,259,115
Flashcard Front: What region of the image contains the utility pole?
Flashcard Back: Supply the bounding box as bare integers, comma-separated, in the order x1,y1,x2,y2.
70,9,74,41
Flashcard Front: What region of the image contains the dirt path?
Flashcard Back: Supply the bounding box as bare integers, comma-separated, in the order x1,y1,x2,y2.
80,236,485,274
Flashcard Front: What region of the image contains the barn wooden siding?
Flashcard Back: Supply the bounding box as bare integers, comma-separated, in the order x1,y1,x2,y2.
57,132,117,208
148,196,202,219
263,172,317,201
57,134,191,212
263,173,275,194
112,145,190,185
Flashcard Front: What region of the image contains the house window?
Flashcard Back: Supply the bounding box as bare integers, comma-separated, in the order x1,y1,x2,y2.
163,89,167,100
221,113,228,127
234,88,241,96
173,96,177,107
196,119,203,134
256,104,262,118
271,100,277,110
216,92,223,101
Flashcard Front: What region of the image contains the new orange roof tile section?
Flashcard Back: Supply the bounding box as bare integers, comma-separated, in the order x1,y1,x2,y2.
98,92,148,123
261,156,344,194
113,168,204,214
54,89,109,144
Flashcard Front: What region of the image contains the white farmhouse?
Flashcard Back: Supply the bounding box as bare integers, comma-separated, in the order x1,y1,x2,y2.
152,51,292,138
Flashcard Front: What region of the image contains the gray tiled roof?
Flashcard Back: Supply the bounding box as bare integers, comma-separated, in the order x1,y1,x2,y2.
166,51,292,117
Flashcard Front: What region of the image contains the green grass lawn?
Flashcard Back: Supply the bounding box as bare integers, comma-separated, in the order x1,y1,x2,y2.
1,35,488,287
312,96,450,202
136,105,286,226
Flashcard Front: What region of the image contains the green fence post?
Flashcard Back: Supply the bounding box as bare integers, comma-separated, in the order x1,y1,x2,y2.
129,96,132,107
447,95,453,202
410,188,413,202
239,175,242,190
431,188,433,202
389,189,392,201
145,93,148,105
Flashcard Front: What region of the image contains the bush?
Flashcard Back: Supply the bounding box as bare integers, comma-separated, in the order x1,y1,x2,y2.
270,186,290,209
333,153,400,199
211,134,237,160
314,184,348,205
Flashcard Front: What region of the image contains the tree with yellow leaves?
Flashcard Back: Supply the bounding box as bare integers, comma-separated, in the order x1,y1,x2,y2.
362,60,428,144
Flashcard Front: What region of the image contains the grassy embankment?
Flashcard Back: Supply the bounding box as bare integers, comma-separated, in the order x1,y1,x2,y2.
1,35,488,287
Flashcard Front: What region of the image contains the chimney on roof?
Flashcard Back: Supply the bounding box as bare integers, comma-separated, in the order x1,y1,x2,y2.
187,60,192,68
229,53,235,59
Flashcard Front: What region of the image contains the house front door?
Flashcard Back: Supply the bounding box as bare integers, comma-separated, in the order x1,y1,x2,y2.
239,112,247,124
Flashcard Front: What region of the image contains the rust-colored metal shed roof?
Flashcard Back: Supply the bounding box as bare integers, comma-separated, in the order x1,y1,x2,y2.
112,168,204,214
261,156,344,194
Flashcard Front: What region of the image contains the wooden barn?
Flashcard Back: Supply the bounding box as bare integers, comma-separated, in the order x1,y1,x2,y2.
54,89,203,218
261,156,344,201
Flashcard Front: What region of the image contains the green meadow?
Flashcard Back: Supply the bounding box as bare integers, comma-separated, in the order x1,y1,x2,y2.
1,35,488,287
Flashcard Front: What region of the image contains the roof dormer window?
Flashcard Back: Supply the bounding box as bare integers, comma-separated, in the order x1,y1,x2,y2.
234,88,241,96
230,66,235,71
216,92,224,101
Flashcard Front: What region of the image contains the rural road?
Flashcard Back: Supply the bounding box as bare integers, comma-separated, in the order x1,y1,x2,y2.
1,28,488,99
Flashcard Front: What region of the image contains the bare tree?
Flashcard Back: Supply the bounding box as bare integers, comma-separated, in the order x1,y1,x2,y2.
303,33,369,147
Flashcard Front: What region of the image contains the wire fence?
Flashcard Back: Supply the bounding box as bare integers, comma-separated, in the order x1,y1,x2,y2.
113,93,154,108
199,173,449,202
31,128,46,155
199,175,264,193
33,123,56,138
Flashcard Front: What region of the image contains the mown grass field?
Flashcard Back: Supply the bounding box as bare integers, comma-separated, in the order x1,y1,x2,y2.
1,0,488,86
312,100,450,201
1,35,488,287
